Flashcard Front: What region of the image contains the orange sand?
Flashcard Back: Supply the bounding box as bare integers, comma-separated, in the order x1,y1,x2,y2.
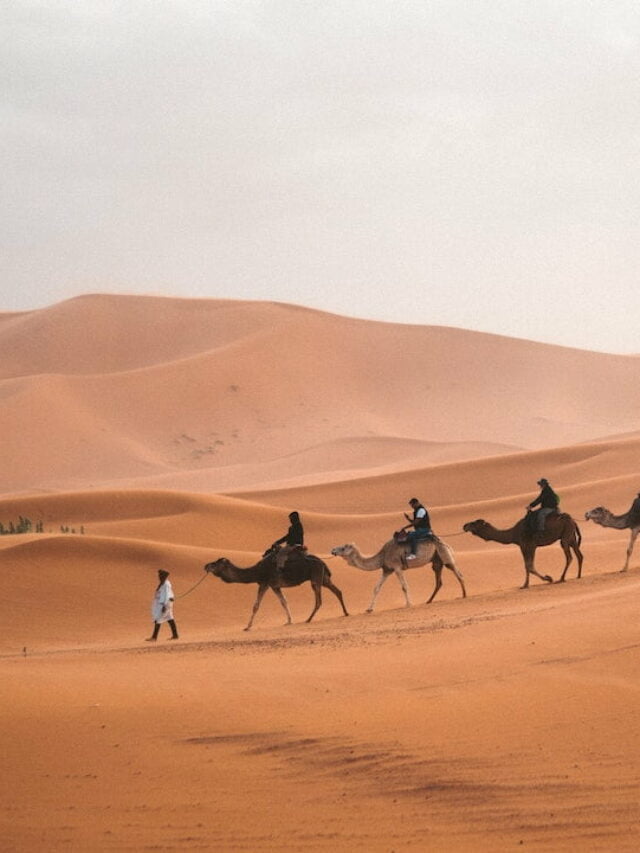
1,295,639,851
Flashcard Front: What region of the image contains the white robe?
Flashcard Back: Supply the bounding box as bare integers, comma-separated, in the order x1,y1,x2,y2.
151,579,174,623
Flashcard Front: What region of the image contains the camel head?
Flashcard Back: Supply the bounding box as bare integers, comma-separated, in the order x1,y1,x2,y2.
204,558,232,579
331,544,357,561
585,507,607,524
463,519,491,539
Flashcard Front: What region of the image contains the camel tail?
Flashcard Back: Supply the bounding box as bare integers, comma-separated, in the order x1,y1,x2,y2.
575,523,582,547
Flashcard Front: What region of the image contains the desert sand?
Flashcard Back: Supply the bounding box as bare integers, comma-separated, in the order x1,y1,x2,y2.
1,294,639,851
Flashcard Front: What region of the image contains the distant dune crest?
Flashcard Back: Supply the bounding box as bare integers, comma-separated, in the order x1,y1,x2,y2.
1,293,639,496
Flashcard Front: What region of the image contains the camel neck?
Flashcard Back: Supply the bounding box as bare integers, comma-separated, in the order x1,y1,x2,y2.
226,565,266,583
352,550,385,570
481,524,519,544
608,513,632,529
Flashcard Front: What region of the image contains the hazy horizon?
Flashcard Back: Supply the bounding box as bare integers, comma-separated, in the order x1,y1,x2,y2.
3,1,640,354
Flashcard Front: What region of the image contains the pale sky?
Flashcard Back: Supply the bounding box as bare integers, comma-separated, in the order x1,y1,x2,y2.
2,1,639,352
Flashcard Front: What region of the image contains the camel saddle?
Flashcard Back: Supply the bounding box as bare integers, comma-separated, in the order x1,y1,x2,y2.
264,543,308,558
393,530,434,544
524,509,562,536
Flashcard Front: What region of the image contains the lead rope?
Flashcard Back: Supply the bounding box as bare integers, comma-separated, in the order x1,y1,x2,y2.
174,572,210,599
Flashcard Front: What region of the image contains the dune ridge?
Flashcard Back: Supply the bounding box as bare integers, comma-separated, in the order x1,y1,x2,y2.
2,294,640,496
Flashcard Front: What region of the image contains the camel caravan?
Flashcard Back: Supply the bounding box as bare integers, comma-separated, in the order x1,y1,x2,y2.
203,484,640,630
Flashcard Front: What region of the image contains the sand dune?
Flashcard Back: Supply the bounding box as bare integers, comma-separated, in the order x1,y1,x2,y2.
0,294,293,378
2,294,639,850
2,294,640,495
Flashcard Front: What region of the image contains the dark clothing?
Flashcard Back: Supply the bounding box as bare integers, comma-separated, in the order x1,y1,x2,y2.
534,507,555,532
528,484,559,511
150,619,178,640
412,503,432,530
628,497,640,527
273,520,304,548
407,527,433,555
408,503,432,554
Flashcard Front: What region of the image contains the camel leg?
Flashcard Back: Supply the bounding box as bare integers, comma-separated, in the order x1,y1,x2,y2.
557,541,573,583
445,562,467,599
622,528,639,572
322,577,349,616
245,583,269,631
367,569,392,612
520,545,553,588
520,546,531,588
393,566,412,608
305,583,322,623
426,564,442,603
574,541,584,579
272,587,293,625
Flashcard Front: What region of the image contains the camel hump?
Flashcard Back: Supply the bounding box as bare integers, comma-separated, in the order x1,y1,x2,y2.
432,535,454,557
556,511,577,525
304,553,331,574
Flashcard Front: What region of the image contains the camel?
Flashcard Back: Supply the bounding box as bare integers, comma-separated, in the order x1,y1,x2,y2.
584,506,640,572
204,547,349,630
330,535,466,612
463,512,584,587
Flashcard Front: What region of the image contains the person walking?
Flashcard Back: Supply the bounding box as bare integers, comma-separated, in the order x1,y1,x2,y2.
146,569,179,641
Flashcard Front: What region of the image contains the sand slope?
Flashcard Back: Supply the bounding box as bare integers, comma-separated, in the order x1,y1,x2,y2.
2,294,639,851
2,294,639,494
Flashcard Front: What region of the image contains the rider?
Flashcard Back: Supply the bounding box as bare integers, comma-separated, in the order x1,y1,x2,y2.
527,478,559,532
402,498,433,560
628,492,640,527
271,511,305,572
